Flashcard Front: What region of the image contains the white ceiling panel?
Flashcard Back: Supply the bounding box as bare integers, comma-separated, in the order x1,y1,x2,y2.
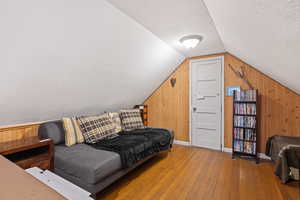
204,0,300,94
107,0,225,57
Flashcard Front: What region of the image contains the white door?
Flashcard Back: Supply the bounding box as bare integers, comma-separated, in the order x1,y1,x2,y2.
190,57,223,150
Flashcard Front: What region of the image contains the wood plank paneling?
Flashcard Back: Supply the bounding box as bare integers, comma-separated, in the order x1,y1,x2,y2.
144,59,190,141
0,123,40,143
144,53,300,152
225,53,300,152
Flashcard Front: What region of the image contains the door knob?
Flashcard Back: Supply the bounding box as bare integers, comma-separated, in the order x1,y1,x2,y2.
193,107,197,112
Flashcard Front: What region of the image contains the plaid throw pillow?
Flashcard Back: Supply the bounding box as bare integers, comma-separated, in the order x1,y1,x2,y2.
119,109,145,131
76,114,117,144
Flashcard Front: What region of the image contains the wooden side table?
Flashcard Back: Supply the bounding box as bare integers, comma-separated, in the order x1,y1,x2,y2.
0,136,54,170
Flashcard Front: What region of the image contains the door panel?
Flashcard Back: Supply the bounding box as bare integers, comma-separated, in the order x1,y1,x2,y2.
192,112,218,129
193,96,219,112
196,81,219,96
192,128,220,149
190,57,222,150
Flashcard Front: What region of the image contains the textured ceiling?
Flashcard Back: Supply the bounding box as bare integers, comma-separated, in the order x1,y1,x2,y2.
107,0,225,57
203,0,300,94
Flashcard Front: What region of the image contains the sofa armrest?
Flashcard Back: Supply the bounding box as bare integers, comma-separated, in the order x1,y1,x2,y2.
145,126,175,145
38,121,65,145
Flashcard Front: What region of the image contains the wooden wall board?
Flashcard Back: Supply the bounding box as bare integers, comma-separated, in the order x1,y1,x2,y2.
0,123,40,143
145,59,189,141
144,52,300,152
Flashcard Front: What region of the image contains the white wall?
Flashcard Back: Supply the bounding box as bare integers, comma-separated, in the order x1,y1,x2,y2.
0,0,184,126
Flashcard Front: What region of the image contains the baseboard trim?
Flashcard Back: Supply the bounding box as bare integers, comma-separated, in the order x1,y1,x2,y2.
222,147,271,160
223,147,232,153
258,153,271,160
173,140,191,146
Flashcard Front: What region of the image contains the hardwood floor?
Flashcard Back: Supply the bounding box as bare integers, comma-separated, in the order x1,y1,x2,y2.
97,145,299,200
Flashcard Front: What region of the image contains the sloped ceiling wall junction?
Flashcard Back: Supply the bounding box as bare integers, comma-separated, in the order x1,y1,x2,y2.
109,0,300,94
0,0,184,126
107,0,225,57
203,0,300,94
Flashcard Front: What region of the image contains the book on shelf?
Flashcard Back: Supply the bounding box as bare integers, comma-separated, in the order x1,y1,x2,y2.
244,142,256,154
234,90,257,102
234,128,256,141
244,129,256,141
234,140,244,152
234,128,244,139
234,103,256,115
234,116,256,128
234,140,256,154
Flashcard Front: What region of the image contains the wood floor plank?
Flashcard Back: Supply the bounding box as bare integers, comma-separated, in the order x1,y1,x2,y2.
97,145,299,200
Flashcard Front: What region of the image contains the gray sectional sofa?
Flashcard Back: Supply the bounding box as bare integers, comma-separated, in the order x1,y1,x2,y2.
38,120,174,198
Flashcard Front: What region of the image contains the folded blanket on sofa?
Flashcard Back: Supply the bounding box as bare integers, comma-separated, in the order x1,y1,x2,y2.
91,128,172,168
266,135,300,183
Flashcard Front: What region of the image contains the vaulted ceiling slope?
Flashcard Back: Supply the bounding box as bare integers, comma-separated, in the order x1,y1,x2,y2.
0,0,184,126
108,0,300,94
203,0,300,94
107,0,225,57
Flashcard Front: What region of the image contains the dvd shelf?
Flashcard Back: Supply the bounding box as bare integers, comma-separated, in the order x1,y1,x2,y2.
234,90,257,102
232,89,259,164
234,116,256,128
234,103,256,115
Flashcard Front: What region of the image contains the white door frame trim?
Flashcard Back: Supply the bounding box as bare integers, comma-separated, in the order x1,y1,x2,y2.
189,56,225,151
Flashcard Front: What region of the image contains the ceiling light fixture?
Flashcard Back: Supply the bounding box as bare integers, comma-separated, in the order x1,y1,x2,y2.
179,35,203,49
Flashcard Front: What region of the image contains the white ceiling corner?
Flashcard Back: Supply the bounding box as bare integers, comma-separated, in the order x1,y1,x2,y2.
106,0,225,58
203,0,300,94
108,0,300,94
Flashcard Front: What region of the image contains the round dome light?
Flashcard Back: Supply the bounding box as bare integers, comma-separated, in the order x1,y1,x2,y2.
179,35,203,49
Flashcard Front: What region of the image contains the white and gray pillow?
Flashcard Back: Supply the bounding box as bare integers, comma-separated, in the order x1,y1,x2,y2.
62,117,85,147
109,112,123,133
